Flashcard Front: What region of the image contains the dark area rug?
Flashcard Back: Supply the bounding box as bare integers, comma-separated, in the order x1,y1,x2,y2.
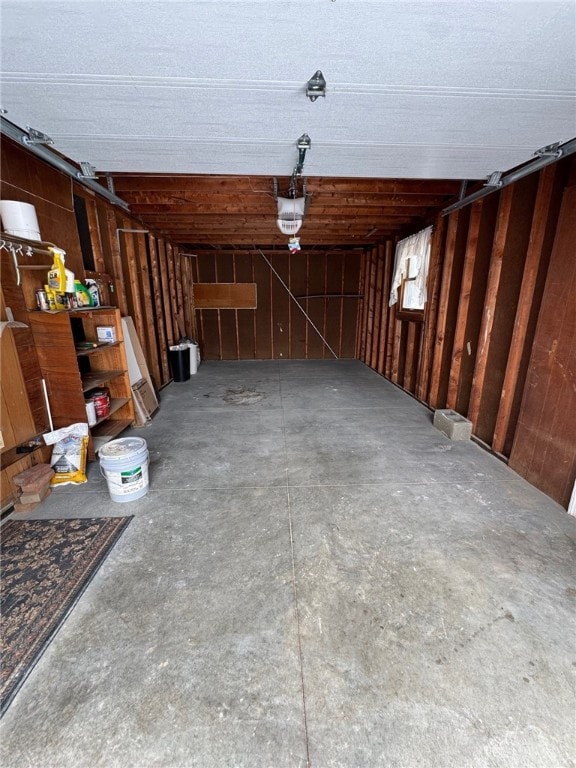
0,516,133,717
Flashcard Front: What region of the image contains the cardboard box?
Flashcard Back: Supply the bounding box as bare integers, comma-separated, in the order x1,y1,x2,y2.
96,325,116,343
131,378,159,426
122,317,153,386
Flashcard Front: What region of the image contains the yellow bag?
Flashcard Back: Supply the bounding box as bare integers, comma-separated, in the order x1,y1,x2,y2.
43,423,89,486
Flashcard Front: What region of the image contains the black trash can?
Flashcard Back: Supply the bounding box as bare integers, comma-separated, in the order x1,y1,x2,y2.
169,344,190,382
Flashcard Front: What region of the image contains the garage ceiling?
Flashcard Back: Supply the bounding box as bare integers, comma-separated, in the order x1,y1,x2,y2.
1,1,574,247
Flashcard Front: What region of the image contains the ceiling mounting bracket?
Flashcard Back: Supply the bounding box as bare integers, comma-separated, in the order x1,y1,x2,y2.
306,70,327,101
484,171,503,188
105,174,115,193
23,126,53,146
272,177,278,201
534,142,563,159
78,162,98,179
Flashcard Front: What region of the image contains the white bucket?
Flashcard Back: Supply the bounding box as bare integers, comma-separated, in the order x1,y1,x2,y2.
188,342,200,375
0,200,41,241
99,437,149,503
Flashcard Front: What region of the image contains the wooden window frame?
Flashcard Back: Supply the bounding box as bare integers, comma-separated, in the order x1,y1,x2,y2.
395,256,425,322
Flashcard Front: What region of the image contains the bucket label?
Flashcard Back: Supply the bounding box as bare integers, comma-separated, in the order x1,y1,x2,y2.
121,466,142,485
104,464,148,496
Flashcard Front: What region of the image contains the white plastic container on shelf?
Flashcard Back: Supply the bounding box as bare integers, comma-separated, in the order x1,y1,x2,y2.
0,201,41,240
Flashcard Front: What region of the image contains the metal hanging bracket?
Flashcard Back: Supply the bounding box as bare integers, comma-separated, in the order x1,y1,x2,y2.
23,126,53,145
78,162,98,179
484,171,503,188
534,142,563,159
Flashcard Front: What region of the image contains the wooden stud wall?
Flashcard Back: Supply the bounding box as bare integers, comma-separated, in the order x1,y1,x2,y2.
357,241,425,397
0,138,192,393
192,250,361,360
3,135,574,506
509,181,576,508
357,156,574,507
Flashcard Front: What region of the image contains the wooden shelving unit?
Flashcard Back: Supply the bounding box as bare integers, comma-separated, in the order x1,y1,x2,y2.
27,307,135,458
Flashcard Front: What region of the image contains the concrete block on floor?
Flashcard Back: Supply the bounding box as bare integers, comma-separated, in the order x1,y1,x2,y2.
433,408,472,440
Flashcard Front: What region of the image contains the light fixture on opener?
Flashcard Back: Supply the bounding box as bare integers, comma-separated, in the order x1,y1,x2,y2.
277,196,306,236
306,70,327,101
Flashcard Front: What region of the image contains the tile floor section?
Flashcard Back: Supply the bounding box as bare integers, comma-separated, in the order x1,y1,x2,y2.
1,360,575,768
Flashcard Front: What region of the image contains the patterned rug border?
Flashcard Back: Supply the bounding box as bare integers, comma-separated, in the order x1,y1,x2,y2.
0,516,133,717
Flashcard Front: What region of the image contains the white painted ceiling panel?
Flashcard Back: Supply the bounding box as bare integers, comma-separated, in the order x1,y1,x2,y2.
1,0,574,180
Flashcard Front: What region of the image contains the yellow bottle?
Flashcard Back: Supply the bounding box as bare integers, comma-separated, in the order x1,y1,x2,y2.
47,248,67,292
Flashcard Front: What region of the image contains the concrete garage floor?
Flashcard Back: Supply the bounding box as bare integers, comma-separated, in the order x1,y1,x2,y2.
1,360,575,768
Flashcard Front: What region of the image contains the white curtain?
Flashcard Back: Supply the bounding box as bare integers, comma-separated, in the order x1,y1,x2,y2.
389,225,433,307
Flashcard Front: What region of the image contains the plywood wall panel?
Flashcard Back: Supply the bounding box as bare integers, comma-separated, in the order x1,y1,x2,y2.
234,252,257,359
270,252,291,361
428,207,470,409
196,254,220,359
342,252,362,361
446,195,498,415
147,236,170,385
471,175,539,444
493,164,565,455
509,183,576,508
324,252,345,359
290,251,310,359
215,254,240,359
305,253,328,359
416,219,445,402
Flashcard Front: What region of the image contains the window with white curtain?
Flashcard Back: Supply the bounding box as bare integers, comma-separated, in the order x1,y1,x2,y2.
389,225,433,312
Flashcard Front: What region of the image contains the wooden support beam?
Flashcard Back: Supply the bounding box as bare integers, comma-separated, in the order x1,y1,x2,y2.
492,164,561,454
104,208,128,317
467,189,513,430
508,181,576,507
416,217,445,402
157,239,175,347
370,244,385,369
428,208,469,409
468,175,538,443
135,231,161,389
391,319,403,384
364,248,377,365
376,241,393,374
147,235,170,385
85,197,106,273
355,253,367,359
113,174,461,196
404,321,417,392
119,224,147,357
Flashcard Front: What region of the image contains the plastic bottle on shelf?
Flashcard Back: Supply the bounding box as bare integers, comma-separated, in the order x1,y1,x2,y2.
74,280,93,307
85,279,100,306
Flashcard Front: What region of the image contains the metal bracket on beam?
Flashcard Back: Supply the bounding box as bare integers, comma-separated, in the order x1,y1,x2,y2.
272,177,278,201
484,171,503,188
1,117,130,211
23,126,53,146
442,137,576,217
534,142,563,159
78,162,98,179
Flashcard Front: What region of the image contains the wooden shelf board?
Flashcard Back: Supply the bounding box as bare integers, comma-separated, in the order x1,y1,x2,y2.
76,341,121,356
82,370,126,392
93,398,131,425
